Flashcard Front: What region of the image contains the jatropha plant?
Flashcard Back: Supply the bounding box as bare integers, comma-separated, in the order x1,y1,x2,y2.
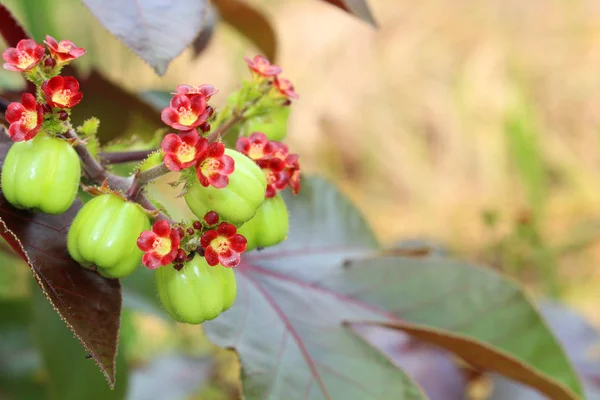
1,38,300,324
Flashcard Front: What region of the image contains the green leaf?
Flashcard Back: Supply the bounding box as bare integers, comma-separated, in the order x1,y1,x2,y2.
204,177,582,400
31,283,128,399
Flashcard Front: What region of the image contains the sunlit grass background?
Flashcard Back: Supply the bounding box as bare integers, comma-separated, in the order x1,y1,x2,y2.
2,0,600,397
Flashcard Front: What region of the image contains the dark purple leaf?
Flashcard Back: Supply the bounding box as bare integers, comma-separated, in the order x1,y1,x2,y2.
203,177,582,400
213,0,277,61
82,0,210,75
320,0,377,27
0,128,121,387
0,4,29,48
191,3,217,57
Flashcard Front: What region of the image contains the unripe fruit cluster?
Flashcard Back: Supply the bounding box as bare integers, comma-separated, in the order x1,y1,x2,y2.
2,40,299,325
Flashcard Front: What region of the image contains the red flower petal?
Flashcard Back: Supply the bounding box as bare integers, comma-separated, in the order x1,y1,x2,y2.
204,248,219,266
142,252,163,269
5,103,25,123
169,229,181,249
200,230,219,248
236,137,251,154
161,133,182,153
20,93,36,110
8,123,35,142
170,94,191,110
160,107,179,127
163,154,183,172
137,231,158,251
206,142,224,158
179,130,199,146
229,234,248,252
62,76,80,92
218,154,235,174
188,95,207,114
152,220,171,237
217,222,237,237
219,250,240,268
208,174,228,188
160,249,178,266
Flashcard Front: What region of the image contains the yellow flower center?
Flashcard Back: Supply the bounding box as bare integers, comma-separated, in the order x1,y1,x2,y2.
248,143,264,160
178,107,197,126
52,90,72,106
16,54,34,69
212,236,230,253
58,43,73,52
153,237,172,256
200,157,219,177
20,110,37,129
177,142,196,163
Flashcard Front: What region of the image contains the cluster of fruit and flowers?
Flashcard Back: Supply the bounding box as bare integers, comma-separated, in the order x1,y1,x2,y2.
1,37,300,324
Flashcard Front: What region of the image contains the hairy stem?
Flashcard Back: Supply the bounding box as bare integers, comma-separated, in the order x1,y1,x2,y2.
99,149,157,164
137,163,171,186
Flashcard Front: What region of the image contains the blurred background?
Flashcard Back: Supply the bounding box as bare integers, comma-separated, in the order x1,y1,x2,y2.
2,0,600,398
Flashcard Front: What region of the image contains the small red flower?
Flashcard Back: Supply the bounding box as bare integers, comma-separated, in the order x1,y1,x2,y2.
2,39,45,72
137,220,181,269
196,142,235,188
4,93,44,142
236,132,275,160
200,222,247,267
161,94,209,131
175,84,218,100
42,76,83,108
44,35,86,63
274,77,299,100
244,55,282,77
256,158,287,198
161,130,208,171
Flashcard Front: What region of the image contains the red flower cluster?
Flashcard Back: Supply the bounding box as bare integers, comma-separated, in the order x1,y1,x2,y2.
4,94,44,141
2,39,45,72
44,35,86,64
200,222,247,267
236,133,300,197
161,88,214,131
42,76,83,108
3,37,85,72
161,132,235,189
244,55,298,100
159,86,236,189
137,220,181,269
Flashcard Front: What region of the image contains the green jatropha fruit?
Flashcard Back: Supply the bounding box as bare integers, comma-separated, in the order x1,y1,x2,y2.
156,254,237,324
238,193,289,251
243,106,291,141
1,133,81,214
67,194,151,279
185,148,267,227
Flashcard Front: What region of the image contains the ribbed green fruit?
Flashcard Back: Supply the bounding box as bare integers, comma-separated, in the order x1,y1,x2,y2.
156,254,237,324
184,149,266,226
243,106,290,141
67,194,151,279
1,133,81,214
238,193,289,251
